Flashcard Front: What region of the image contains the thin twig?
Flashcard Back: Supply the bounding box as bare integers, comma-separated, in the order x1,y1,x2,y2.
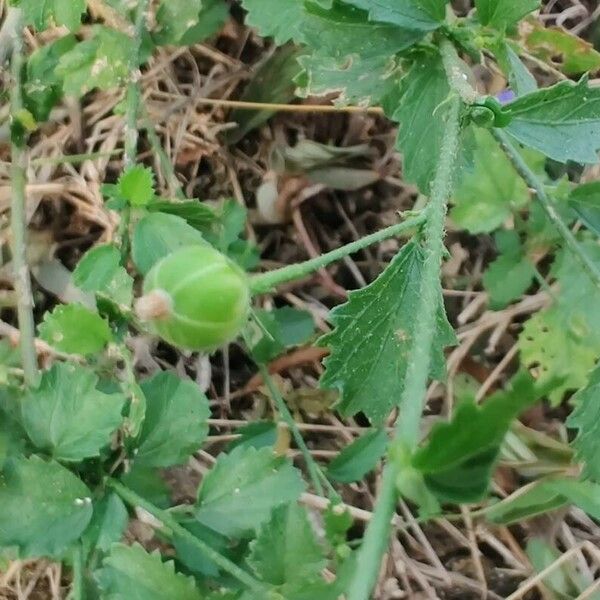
9,9,39,387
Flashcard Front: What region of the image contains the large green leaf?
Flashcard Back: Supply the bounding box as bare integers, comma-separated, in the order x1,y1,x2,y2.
505,79,600,164
413,373,546,502
195,446,305,538
38,303,112,355
57,26,134,96
0,455,92,558
343,0,447,30
247,504,327,597
96,543,203,600
475,0,540,29
319,240,455,424
12,0,86,31
21,363,125,462
135,372,210,467
450,128,533,234
567,365,600,481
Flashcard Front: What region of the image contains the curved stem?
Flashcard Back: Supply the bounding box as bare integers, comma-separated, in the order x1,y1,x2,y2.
108,478,269,594
346,93,463,600
249,212,426,294
9,10,39,387
492,128,600,290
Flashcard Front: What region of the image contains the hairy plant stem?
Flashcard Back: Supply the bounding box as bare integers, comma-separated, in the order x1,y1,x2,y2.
346,97,463,600
492,128,600,289
117,0,149,261
257,363,338,499
9,10,39,387
108,479,269,594
249,212,426,294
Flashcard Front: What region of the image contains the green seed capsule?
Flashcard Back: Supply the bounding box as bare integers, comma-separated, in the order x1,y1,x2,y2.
137,245,251,351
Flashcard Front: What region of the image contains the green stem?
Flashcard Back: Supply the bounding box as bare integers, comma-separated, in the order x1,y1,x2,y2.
107,479,269,594
9,10,39,387
117,0,149,261
346,96,463,600
258,363,338,499
69,543,84,600
249,212,426,295
492,128,600,290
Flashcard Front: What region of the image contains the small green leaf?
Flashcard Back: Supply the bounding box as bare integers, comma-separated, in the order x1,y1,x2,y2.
57,26,134,96
249,307,315,363
120,465,171,509
118,166,155,207
131,212,206,275
135,372,210,467
39,303,112,354
195,446,305,538
485,480,568,525
567,365,600,481
451,128,533,234
492,40,537,97
73,244,133,307
482,230,535,309
413,373,546,503
342,0,447,30
475,0,540,29
13,0,86,31
240,0,305,44
569,181,600,236
227,421,278,451
82,493,129,554
319,240,455,424
248,503,327,593
327,429,388,483
526,25,600,76
147,200,217,231
0,455,93,558
505,78,600,164
96,543,203,600
544,478,600,521
21,363,125,462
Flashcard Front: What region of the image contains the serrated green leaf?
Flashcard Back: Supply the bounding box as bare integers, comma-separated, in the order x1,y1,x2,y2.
241,0,305,44
13,0,86,31
413,372,545,502
566,365,600,481
96,543,203,600
147,200,218,230
248,504,326,593
118,166,155,207
135,372,209,467
519,240,600,403
483,230,535,309
475,0,540,29
319,240,455,424
505,79,600,164
21,363,125,461
57,26,134,97
569,181,600,236
38,303,112,355
485,480,569,525
450,128,532,234
343,0,447,30
327,429,388,483
82,493,129,554
73,244,133,306
0,455,92,558
195,446,305,538
227,421,278,452
390,52,465,192
131,212,206,275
